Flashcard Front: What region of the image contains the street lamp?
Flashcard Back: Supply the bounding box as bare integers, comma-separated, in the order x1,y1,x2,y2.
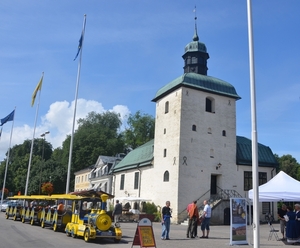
39,131,50,194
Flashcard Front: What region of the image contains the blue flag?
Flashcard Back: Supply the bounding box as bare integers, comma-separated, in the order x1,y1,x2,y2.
73,33,83,61
0,110,15,126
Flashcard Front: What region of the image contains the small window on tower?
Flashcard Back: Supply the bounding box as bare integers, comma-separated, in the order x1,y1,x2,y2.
165,101,169,114
205,97,215,113
192,125,197,131
164,149,167,157
163,171,169,182
210,149,214,158
222,130,226,136
192,57,197,64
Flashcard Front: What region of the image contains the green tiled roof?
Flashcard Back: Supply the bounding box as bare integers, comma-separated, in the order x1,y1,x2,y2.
112,140,154,172
236,136,278,167
152,73,241,102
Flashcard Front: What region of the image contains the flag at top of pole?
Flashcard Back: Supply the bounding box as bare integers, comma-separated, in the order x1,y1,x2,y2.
0,110,15,126
31,73,44,106
66,14,87,194
74,33,83,61
73,15,86,61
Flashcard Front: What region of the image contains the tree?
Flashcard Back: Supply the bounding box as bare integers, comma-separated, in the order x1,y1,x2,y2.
0,138,53,195
275,154,300,180
59,111,125,191
122,110,155,150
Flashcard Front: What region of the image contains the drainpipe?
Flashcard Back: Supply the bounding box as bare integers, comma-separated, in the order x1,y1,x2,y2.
137,164,141,198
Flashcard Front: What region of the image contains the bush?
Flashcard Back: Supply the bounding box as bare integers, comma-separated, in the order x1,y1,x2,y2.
142,202,157,214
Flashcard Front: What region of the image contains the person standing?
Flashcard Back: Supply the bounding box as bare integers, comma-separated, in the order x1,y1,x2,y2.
186,201,193,238
187,201,199,238
277,204,287,240
200,200,211,238
161,201,172,240
295,204,300,238
112,200,122,224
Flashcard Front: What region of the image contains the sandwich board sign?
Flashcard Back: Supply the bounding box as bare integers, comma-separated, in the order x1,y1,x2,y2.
132,218,156,248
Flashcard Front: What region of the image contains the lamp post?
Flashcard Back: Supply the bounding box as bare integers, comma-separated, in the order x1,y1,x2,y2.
39,131,50,194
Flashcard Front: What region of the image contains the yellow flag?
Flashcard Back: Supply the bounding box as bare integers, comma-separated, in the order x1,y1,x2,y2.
31,73,43,106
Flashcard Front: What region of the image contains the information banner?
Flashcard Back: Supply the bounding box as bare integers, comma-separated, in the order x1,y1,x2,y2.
230,198,248,245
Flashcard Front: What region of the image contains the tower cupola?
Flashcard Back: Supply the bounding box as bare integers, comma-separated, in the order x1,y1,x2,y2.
182,8,209,75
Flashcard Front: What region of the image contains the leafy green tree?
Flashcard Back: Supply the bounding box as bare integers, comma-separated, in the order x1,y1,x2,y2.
59,111,125,191
0,139,53,195
122,111,155,149
275,154,300,180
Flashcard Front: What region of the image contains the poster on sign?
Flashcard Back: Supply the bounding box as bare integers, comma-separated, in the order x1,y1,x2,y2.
131,218,156,248
230,198,248,245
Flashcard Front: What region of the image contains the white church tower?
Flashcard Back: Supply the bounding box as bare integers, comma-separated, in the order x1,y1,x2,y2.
150,18,241,223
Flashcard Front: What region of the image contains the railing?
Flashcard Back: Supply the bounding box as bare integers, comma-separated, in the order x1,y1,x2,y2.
179,187,245,218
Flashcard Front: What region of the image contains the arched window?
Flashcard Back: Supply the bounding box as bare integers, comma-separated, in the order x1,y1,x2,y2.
165,101,169,114
192,125,197,131
222,130,226,136
205,97,215,113
163,171,169,182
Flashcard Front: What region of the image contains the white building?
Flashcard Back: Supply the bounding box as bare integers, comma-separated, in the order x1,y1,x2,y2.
111,23,278,224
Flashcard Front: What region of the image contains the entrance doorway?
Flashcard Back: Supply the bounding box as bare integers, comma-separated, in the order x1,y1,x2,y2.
211,175,217,195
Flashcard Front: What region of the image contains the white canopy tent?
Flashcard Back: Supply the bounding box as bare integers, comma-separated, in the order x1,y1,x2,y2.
248,171,300,202
115,197,151,202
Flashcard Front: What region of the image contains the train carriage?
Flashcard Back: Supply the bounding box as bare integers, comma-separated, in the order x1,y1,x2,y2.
40,194,81,231
5,195,31,221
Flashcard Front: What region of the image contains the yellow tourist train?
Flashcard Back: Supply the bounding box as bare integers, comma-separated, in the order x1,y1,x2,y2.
5,190,122,243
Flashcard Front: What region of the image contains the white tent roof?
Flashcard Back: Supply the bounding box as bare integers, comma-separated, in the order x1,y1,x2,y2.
248,171,300,202
115,197,151,202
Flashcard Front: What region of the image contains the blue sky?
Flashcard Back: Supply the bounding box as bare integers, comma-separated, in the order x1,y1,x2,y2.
1,0,300,163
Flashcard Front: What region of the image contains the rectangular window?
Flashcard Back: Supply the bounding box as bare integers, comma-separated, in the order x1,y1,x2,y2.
259,172,267,185
120,174,125,190
134,172,139,189
244,171,252,191
244,171,268,191
163,149,167,157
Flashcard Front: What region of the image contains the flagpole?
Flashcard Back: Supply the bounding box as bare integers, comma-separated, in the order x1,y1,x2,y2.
246,1,260,248
25,73,43,196
1,107,16,208
66,14,87,194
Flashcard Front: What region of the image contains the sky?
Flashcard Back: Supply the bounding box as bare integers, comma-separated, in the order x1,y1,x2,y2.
1,0,300,163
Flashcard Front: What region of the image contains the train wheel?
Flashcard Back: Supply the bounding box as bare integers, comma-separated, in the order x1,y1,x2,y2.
21,217,25,223
13,215,17,221
84,229,90,242
30,218,34,225
53,223,57,232
41,220,45,228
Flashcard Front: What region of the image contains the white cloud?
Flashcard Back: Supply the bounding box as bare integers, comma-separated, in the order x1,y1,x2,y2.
0,99,130,161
